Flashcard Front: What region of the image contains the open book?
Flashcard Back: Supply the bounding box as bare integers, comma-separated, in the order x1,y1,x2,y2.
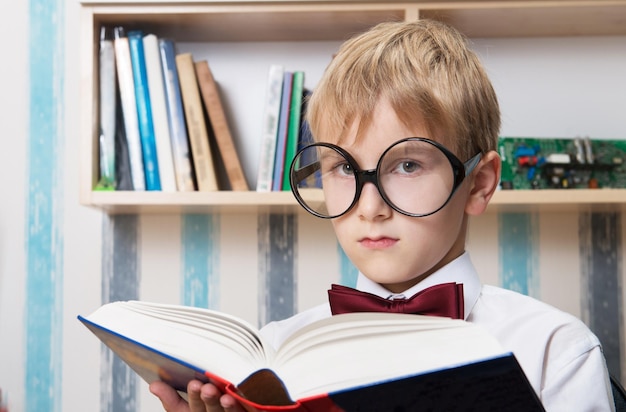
78,300,544,411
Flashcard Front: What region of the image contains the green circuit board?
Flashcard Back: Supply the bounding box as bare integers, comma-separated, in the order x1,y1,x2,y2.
498,137,626,190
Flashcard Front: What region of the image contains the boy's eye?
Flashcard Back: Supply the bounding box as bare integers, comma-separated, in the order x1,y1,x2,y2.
320,155,354,177
399,161,419,174
388,158,423,176
337,162,354,176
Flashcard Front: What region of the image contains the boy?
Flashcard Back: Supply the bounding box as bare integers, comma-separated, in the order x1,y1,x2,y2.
151,19,615,411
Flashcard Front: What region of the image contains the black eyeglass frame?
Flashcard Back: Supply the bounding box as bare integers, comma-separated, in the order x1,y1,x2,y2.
289,137,482,219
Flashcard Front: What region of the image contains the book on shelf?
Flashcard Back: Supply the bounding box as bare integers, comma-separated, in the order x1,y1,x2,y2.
176,52,219,192
143,33,177,192
96,26,117,191
159,39,196,192
271,71,294,191
194,60,249,191
113,26,145,191
114,89,134,191
281,71,305,191
256,64,285,192
128,29,162,191
78,300,545,412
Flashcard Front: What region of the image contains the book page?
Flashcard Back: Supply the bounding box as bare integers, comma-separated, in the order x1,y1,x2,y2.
123,301,266,358
271,312,507,400
82,303,515,406
82,301,274,385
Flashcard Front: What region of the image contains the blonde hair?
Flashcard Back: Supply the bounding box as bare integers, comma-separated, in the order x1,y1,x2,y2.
307,19,500,160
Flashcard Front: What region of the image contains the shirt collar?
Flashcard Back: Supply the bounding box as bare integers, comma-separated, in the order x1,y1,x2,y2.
354,251,481,320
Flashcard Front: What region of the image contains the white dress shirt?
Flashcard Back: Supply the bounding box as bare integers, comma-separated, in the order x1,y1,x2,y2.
260,252,615,411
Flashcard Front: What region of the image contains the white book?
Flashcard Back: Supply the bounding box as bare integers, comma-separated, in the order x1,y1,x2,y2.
78,300,543,411
114,26,145,191
143,33,177,192
256,64,284,192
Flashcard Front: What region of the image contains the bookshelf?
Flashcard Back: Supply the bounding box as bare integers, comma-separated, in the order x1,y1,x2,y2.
86,189,626,215
79,0,626,215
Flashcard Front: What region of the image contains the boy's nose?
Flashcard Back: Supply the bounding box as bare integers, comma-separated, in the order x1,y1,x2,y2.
355,181,392,220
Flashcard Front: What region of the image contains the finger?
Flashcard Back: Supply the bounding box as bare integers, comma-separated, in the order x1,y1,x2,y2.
195,382,224,412
149,381,190,412
220,394,250,412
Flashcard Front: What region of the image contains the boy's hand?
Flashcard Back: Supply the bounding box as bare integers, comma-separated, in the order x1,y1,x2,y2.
150,380,249,412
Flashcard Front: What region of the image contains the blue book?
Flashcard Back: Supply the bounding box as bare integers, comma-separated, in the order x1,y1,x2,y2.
271,71,293,191
143,33,177,192
128,30,161,190
159,39,195,191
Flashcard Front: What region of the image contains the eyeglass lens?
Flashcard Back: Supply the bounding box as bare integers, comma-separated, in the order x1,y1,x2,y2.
291,139,458,218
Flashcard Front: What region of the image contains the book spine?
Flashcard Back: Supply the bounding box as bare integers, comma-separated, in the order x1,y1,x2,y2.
281,71,305,191
113,26,145,191
194,60,249,191
128,30,161,191
255,64,284,192
143,33,177,192
176,52,219,192
114,89,135,191
159,39,196,191
271,72,293,192
97,26,117,191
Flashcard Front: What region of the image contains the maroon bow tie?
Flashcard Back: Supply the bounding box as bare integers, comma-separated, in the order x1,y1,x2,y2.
328,283,464,319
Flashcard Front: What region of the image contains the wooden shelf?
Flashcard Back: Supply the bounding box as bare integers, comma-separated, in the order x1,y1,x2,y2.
81,1,626,42
79,1,626,214
489,189,626,213
419,1,626,38
86,4,410,42
87,190,299,214
84,189,626,214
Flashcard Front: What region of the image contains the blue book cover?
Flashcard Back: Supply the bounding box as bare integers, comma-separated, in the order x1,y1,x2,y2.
128,30,162,190
271,71,293,191
159,38,196,191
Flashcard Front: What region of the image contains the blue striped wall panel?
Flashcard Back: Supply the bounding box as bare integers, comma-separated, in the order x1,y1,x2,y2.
498,213,540,298
181,214,220,309
101,215,140,412
338,244,358,288
258,214,297,325
579,211,623,379
25,0,64,410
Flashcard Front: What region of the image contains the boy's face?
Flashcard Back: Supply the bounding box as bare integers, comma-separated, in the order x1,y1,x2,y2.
324,98,471,293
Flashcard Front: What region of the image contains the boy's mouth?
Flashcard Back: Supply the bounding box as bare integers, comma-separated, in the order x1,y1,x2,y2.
359,237,397,249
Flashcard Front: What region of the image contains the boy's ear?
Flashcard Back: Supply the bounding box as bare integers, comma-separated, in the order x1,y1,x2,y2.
465,150,501,216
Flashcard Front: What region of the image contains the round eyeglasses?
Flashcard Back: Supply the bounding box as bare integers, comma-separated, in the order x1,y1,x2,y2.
289,137,481,219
